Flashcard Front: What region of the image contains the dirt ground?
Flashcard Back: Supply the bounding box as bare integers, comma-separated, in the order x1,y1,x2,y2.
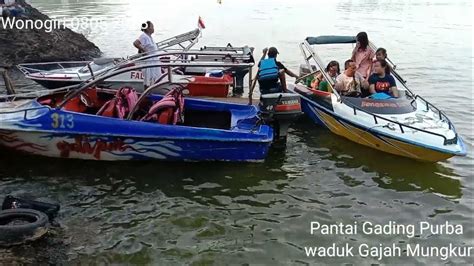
0,226,69,264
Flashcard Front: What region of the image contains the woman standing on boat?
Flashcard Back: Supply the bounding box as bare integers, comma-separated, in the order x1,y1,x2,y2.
351,32,375,80
133,21,161,89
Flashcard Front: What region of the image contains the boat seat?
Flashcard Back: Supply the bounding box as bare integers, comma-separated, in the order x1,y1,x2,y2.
141,88,184,125
96,87,138,119
62,88,100,113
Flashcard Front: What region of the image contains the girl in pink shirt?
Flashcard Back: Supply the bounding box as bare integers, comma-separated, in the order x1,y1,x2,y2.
351,32,375,79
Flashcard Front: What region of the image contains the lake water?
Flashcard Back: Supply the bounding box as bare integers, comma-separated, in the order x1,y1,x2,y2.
1,0,473,264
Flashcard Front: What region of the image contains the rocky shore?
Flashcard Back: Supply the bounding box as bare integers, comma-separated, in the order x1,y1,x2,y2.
0,0,101,67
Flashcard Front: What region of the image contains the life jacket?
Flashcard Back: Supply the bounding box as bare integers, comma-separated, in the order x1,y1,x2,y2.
97,87,138,119
258,58,279,81
141,88,184,125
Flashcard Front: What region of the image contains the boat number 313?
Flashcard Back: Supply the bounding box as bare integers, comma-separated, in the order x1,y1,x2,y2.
51,113,74,129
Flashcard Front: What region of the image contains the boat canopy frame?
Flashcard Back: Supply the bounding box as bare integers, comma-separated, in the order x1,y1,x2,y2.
17,27,204,78
299,36,458,146
128,28,203,60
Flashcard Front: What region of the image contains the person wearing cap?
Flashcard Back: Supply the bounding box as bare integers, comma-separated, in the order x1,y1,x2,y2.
257,47,299,94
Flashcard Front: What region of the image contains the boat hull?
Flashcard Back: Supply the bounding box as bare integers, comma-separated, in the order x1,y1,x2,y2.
0,130,271,162
31,78,81,90
297,93,463,162
0,95,274,162
28,74,143,91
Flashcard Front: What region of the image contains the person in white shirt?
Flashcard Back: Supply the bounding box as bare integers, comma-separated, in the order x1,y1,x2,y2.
334,59,369,97
133,21,161,89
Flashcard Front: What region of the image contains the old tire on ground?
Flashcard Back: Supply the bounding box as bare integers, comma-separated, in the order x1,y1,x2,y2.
0,208,49,246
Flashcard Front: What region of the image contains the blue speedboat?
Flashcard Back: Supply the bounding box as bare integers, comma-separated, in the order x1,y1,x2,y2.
0,61,301,162
0,90,273,162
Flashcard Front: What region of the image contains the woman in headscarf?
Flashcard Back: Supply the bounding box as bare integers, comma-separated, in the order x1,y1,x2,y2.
133,21,161,89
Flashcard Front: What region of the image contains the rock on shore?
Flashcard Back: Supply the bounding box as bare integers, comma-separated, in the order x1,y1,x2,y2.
0,0,101,66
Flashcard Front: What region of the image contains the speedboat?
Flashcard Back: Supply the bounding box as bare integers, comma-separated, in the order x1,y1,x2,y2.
17,28,255,96
17,28,202,90
0,60,301,162
289,36,466,162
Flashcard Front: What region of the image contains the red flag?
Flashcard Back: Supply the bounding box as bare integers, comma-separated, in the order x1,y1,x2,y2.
198,17,206,29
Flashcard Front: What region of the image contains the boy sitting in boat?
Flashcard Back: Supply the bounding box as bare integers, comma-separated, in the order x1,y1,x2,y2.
334,59,368,97
257,47,299,94
368,59,399,98
371,48,391,75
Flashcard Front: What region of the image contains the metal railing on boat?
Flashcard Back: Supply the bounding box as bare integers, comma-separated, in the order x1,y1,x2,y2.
0,86,75,102
342,96,457,145
57,60,255,108
17,27,203,77
17,61,89,77
126,49,254,64
91,50,255,88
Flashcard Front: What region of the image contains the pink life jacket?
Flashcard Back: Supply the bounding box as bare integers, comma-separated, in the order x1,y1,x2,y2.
97,87,138,119
141,88,184,125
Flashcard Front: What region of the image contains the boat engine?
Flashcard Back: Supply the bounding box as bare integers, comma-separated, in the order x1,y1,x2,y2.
259,93,302,146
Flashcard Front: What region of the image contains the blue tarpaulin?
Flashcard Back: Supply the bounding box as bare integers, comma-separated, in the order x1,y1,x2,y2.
306,36,356,45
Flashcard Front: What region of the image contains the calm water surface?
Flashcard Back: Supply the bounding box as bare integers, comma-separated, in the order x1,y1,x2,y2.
1,0,473,264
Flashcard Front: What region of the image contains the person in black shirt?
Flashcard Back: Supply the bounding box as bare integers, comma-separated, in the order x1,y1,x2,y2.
368,59,399,97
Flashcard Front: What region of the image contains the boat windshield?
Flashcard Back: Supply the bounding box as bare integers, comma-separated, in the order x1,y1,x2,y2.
78,58,119,74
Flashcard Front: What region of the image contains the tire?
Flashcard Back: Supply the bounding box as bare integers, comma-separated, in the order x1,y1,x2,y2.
0,208,49,246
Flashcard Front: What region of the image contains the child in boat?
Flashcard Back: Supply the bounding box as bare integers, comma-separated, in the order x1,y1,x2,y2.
133,21,162,89
372,48,391,75
351,32,375,80
311,61,340,92
368,59,399,98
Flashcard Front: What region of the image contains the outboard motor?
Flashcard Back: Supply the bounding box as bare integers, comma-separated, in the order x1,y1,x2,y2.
232,69,247,95
232,45,254,96
259,93,302,146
